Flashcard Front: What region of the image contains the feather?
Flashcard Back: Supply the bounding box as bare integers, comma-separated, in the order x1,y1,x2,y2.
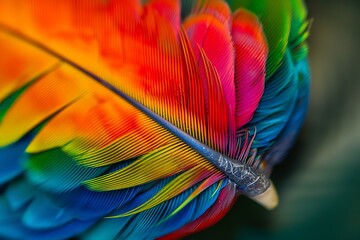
264,59,311,167
159,181,237,239
0,0,310,239
229,0,292,78
246,50,298,150
232,9,267,129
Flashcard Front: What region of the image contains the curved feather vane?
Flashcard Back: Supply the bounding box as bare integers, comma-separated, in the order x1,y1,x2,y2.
0,0,310,239
232,9,267,129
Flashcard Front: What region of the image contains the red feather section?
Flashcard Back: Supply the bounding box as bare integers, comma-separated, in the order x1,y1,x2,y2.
193,0,231,25
197,47,235,155
232,9,268,129
184,10,236,125
159,182,237,240
149,0,181,32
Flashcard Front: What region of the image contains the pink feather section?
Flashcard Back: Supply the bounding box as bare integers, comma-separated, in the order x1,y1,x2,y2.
184,10,236,125
232,9,268,129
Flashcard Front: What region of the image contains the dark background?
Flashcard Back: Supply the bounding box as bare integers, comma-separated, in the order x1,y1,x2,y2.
187,0,360,239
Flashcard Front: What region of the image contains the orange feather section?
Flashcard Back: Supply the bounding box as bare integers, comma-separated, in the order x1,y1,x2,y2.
0,31,59,102
0,63,86,146
0,0,239,154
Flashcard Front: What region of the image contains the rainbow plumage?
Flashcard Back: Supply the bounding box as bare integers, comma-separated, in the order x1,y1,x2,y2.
0,0,310,239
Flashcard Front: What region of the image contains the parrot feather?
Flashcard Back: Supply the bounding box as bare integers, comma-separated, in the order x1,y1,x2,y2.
229,0,292,78
0,0,310,239
232,9,267,129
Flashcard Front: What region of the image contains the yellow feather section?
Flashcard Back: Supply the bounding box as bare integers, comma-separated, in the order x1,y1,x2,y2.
106,164,219,218
73,128,174,167
159,175,224,224
84,141,206,191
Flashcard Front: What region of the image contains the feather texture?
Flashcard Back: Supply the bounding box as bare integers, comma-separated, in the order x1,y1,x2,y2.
0,0,310,239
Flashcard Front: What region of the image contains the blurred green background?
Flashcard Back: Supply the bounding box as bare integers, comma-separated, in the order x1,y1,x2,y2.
187,0,360,239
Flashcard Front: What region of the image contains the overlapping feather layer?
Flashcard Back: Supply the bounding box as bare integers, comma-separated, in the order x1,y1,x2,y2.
0,0,310,239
